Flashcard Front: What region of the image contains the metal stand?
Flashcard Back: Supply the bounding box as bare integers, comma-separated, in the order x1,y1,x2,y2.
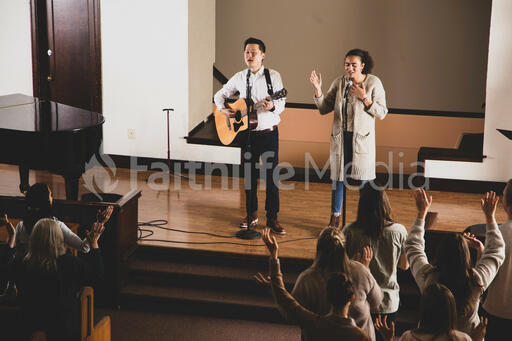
237,72,261,240
341,80,351,228
145,108,189,183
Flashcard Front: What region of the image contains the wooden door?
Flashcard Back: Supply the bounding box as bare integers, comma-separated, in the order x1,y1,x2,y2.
31,0,102,112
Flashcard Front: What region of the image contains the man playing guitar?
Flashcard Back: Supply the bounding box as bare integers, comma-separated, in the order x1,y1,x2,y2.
214,37,286,235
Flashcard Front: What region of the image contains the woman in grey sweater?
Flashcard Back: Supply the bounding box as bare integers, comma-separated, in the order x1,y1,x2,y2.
310,49,388,228
342,182,409,324
404,189,505,334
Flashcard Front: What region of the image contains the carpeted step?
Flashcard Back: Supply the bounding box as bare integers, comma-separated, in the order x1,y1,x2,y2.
120,283,286,323
127,258,298,293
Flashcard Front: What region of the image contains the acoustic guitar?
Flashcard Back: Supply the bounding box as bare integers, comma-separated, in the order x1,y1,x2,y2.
214,88,287,145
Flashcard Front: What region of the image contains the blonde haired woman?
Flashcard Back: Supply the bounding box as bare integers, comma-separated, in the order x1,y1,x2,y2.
16,218,105,340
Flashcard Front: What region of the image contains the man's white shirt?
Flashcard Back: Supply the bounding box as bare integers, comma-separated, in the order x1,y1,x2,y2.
214,66,285,131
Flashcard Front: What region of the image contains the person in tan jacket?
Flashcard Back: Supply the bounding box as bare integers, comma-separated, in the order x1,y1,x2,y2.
257,228,370,341
310,49,388,228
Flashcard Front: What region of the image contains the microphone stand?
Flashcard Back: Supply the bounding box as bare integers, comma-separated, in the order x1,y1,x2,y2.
145,108,189,184
237,69,261,240
341,80,351,228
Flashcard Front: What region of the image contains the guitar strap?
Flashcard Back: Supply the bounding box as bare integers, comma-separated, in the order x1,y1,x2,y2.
263,68,274,95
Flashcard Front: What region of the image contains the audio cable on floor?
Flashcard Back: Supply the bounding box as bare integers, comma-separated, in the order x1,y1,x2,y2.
137,219,317,246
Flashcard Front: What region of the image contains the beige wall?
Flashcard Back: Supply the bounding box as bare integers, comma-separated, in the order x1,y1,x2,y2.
278,108,484,173
215,0,491,113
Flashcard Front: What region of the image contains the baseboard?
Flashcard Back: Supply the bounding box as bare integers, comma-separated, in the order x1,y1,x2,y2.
105,154,505,193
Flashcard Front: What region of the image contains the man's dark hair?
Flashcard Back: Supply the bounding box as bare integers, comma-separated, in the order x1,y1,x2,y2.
244,37,266,53
327,273,354,311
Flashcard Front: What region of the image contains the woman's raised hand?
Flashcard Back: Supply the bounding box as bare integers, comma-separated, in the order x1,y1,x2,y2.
96,205,114,225
481,191,498,223
262,228,279,260
356,245,373,267
374,315,394,341
309,70,322,97
1,214,16,248
413,188,432,220
85,221,106,249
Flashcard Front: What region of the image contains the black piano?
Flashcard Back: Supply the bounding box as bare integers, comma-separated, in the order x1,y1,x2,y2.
0,94,104,200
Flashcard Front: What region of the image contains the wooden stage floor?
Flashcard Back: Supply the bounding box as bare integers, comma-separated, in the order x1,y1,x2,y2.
0,164,507,260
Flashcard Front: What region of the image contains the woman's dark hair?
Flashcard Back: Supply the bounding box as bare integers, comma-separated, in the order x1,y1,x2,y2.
417,283,457,338
244,37,266,53
23,183,53,235
345,48,373,74
354,182,393,239
327,273,354,312
313,227,350,274
429,234,479,316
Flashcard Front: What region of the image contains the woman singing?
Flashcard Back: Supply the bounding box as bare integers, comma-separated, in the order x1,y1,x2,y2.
310,49,388,228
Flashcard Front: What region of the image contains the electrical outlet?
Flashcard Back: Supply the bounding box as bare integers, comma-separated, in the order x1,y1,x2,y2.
127,128,136,139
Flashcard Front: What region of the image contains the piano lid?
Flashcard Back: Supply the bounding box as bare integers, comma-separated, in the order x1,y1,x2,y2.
0,94,104,132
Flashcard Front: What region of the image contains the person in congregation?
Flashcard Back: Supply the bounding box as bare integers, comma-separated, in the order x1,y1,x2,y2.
257,228,370,341
14,183,94,258
0,183,112,303
374,283,487,341
15,218,106,340
288,226,382,341
310,49,388,228
342,182,408,338
481,179,512,341
404,189,505,335
0,214,16,283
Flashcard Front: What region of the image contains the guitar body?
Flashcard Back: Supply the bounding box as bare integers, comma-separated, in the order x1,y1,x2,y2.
214,88,287,146
214,99,257,145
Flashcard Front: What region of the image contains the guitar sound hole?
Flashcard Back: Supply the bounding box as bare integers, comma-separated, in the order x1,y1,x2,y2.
233,121,244,132
235,111,242,121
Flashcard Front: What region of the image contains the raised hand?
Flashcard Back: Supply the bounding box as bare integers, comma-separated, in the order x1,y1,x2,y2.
470,316,487,341
463,232,484,252
262,228,279,260
309,70,322,97
481,191,498,223
355,245,373,267
374,315,394,341
96,205,114,225
413,188,432,220
1,214,16,248
85,221,105,249
253,272,271,288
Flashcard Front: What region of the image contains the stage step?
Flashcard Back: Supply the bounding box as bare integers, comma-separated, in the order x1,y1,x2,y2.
119,245,422,328
120,283,285,323
119,245,311,323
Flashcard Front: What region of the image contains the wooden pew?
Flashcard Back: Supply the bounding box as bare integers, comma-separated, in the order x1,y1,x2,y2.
80,286,111,341
0,188,142,306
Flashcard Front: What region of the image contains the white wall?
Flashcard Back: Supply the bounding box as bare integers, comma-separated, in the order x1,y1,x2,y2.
101,0,239,163
426,0,512,182
0,0,33,96
188,0,215,131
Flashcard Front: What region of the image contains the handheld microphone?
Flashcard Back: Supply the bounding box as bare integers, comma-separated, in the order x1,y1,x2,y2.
344,79,353,99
